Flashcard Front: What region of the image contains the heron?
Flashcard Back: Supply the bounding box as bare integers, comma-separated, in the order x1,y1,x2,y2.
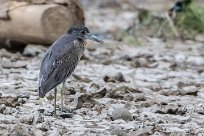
38,25,103,117
169,0,192,17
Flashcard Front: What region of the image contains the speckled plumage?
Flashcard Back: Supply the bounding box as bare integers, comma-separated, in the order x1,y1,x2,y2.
38,34,84,97
38,25,103,117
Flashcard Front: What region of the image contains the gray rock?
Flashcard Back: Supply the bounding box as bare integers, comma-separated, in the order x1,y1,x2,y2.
0,104,6,113
181,86,198,96
103,72,126,83
111,107,133,121
47,130,61,136
115,72,126,82
155,103,179,115
2,107,17,115
19,115,34,125
22,44,45,57
36,121,51,131
195,34,204,43
110,127,128,136
10,124,34,136
33,129,43,136
129,126,154,136
35,113,44,124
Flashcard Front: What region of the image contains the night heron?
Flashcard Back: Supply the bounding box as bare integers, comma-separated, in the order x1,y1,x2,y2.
169,0,192,17
38,25,103,117
170,1,184,13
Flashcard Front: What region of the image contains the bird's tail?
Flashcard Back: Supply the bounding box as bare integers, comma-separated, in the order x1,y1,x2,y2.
38,86,46,98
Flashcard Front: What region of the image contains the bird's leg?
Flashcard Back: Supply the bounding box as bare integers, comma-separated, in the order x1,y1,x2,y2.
58,81,73,119
54,87,57,117
61,80,65,112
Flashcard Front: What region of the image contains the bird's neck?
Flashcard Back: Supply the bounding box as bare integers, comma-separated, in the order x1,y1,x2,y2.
78,38,84,43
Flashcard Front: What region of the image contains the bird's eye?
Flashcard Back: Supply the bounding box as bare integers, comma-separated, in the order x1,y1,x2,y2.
81,31,86,34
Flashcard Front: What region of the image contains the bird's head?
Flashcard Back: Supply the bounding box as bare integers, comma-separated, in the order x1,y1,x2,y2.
67,25,103,43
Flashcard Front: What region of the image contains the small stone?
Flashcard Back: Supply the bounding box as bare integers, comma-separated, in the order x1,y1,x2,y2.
181,86,198,96
17,93,30,99
86,46,96,52
72,74,91,83
123,93,134,101
115,72,126,82
92,87,107,99
37,108,45,113
134,94,146,101
198,88,204,99
33,129,43,136
195,34,204,42
90,83,100,90
110,126,128,136
111,107,133,121
18,98,26,105
36,121,51,131
59,126,68,135
81,54,90,61
103,72,126,83
129,126,154,136
59,112,73,119
36,113,44,124
19,115,34,125
0,105,6,113
22,44,44,57
75,94,96,109
155,103,179,114
0,96,24,107
122,55,132,61
47,130,61,136
175,53,187,64
131,58,149,67
11,124,33,136
3,107,17,115
2,61,27,69
103,75,115,83
46,93,54,101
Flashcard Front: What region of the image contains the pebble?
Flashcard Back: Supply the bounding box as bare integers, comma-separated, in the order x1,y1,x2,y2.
19,115,34,125
181,86,198,96
111,107,133,121
110,126,128,136
36,121,51,131
22,44,45,57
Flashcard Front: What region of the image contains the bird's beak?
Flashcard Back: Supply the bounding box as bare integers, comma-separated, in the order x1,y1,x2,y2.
86,33,104,43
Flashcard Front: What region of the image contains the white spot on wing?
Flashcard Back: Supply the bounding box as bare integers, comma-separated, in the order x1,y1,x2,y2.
73,40,78,45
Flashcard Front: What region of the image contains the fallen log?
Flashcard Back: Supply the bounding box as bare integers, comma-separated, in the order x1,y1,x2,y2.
0,1,84,45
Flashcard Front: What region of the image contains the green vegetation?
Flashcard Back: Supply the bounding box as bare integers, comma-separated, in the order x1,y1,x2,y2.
120,31,142,45
175,3,204,38
119,0,204,44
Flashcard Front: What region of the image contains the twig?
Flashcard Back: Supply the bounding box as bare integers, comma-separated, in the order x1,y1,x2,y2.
165,12,180,38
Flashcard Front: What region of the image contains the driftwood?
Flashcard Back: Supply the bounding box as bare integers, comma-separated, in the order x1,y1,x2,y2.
0,0,84,45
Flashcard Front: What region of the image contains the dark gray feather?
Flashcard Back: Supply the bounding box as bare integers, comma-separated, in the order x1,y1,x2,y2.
38,34,84,97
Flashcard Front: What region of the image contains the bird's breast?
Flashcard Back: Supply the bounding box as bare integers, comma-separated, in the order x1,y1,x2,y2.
74,40,85,58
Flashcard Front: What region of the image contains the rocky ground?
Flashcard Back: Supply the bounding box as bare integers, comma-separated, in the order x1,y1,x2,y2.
1,0,204,136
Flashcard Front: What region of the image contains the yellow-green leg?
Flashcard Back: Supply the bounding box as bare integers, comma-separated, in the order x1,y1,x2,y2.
61,80,65,112
54,87,57,117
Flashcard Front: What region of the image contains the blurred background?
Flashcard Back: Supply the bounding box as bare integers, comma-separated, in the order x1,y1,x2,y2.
0,0,204,52
1,0,204,135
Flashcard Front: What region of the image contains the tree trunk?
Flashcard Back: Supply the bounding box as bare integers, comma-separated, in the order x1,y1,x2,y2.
0,1,84,45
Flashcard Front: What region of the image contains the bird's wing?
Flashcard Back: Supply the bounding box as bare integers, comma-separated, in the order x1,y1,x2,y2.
38,34,83,97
